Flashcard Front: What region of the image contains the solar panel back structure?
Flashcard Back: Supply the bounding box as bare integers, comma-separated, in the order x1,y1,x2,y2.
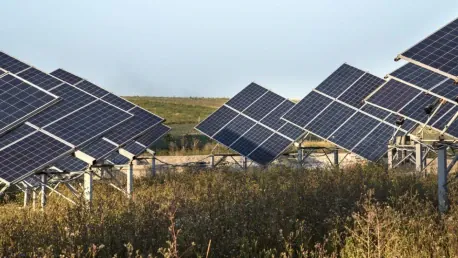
282,63,416,162
0,52,137,185
195,83,306,166
397,17,458,81
50,69,171,167
365,62,458,138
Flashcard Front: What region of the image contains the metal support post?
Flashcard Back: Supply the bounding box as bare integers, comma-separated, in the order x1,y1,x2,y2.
297,148,302,167
437,147,449,213
23,186,29,208
127,162,134,199
84,170,93,206
415,142,423,173
387,146,394,169
210,154,215,168
333,149,339,168
151,153,156,176
243,157,248,170
40,174,47,209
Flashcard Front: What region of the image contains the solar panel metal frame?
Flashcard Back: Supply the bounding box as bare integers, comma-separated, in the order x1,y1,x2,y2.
195,84,305,165
396,17,458,82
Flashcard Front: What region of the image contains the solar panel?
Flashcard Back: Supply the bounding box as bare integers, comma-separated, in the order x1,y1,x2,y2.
282,91,333,128
214,115,256,146
196,83,305,165
328,112,381,149
0,52,30,73
122,141,146,156
0,70,4,76
0,131,73,183
49,68,83,85
398,93,438,123
360,104,391,120
17,67,64,90
305,102,355,138
27,84,97,127
43,100,132,145
225,83,268,112
0,73,59,133
366,79,422,112
79,138,118,159
315,64,365,98
107,152,130,165
351,123,394,161
390,63,448,90
0,124,36,149
337,73,385,108
430,104,458,131
248,134,291,165
135,123,171,147
101,93,135,111
54,155,88,172
399,18,458,79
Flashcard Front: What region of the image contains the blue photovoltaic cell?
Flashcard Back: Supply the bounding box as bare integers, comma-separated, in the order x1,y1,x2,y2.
0,124,35,149
430,104,457,131
360,104,390,120
243,91,285,121
366,79,421,112
399,93,439,123
0,70,4,76
260,100,294,130
230,124,273,156
54,155,88,172
104,107,163,144
107,152,130,165
278,122,305,140
315,64,365,98
195,105,238,137
0,74,57,130
248,134,291,165
329,112,381,150
123,141,146,155
17,67,63,90
0,52,30,73
430,79,458,100
79,138,117,159
338,73,385,108
401,18,458,77
136,123,170,147
73,80,109,98
305,102,355,139
44,100,132,145
28,83,97,127
225,83,268,112
214,115,256,146
383,114,418,132
0,132,72,183
351,123,393,161
102,93,135,111
390,63,448,90
50,68,83,85
282,91,333,128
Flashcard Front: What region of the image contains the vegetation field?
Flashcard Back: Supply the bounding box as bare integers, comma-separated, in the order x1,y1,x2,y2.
1,165,458,257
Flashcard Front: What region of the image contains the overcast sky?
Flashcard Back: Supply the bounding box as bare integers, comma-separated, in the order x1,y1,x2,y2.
0,1,457,98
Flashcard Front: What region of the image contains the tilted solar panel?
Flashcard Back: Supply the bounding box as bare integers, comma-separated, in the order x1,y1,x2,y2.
0,73,59,134
195,83,305,165
79,138,118,160
135,123,171,147
315,63,365,98
17,67,64,90
398,18,458,79
50,68,83,85
0,124,35,149
54,155,88,172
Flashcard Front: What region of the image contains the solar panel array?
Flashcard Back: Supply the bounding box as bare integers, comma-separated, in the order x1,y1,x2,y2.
281,64,410,161
195,83,306,165
0,52,170,184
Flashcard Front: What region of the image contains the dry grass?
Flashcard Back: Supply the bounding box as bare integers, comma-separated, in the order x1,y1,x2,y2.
1,165,458,257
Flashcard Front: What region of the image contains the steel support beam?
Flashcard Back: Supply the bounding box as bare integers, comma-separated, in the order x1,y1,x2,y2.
415,143,423,173
437,147,449,213
127,162,133,199
84,170,93,206
40,174,47,209
210,154,215,168
23,186,29,208
297,148,303,168
152,153,157,176
333,149,339,168
387,146,394,169
243,157,248,170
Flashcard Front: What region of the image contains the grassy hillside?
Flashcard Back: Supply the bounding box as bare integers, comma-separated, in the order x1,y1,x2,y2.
124,97,228,125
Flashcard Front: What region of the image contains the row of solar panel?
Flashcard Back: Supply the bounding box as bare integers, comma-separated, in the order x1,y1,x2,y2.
0,52,170,184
